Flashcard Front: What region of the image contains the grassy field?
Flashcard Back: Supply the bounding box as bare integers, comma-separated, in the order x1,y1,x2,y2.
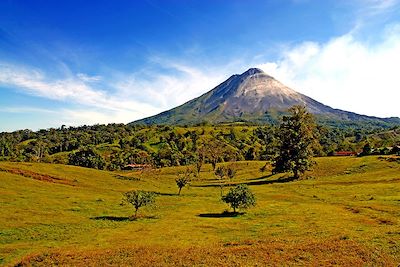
0,156,399,266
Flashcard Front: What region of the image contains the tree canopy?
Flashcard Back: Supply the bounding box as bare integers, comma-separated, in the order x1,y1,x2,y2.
123,190,156,218
221,184,256,213
273,106,317,179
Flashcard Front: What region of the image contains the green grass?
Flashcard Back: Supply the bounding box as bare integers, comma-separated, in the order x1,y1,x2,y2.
0,156,399,266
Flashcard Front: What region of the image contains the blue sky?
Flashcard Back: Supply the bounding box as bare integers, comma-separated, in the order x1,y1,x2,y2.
1,0,400,131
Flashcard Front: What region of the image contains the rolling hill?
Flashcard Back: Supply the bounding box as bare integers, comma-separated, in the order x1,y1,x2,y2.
1,156,399,265
132,68,400,127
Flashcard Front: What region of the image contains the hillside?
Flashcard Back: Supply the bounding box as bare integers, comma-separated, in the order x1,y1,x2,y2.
132,68,400,127
1,156,399,265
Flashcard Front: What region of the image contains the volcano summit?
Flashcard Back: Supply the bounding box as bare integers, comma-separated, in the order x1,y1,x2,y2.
133,68,399,126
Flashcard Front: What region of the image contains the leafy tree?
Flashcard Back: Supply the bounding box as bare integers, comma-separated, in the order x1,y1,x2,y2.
175,168,193,195
195,145,206,175
254,125,278,160
214,165,236,195
123,190,156,218
222,184,256,213
68,146,106,169
203,138,225,170
215,166,227,196
273,106,317,180
361,142,372,156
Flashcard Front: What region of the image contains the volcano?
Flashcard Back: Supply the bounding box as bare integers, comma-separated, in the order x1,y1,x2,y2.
132,68,400,126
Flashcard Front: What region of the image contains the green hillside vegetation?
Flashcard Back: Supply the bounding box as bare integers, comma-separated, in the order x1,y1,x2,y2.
0,156,399,265
1,123,399,171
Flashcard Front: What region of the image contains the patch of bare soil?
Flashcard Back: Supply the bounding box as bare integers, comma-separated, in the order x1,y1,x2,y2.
0,167,75,186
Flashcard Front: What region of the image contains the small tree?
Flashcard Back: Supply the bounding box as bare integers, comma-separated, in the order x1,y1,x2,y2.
226,166,236,181
215,165,236,195
123,190,156,218
195,146,206,175
260,163,268,173
215,166,226,196
361,143,372,156
176,168,193,195
222,184,256,213
202,139,225,170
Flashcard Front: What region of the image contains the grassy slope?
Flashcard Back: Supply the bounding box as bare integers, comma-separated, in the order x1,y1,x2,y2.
0,156,399,266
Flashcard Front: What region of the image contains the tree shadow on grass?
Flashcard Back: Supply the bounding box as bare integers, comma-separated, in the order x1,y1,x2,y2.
245,174,274,182
91,216,130,221
244,176,297,186
91,215,159,221
193,174,296,188
198,211,245,218
152,191,177,196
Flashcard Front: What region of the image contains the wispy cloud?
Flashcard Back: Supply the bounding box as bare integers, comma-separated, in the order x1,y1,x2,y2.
112,58,238,109
362,0,400,14
76,73,102,82
257,24,400,117
0,60,239,127
0,63,162,124
0,106,57,114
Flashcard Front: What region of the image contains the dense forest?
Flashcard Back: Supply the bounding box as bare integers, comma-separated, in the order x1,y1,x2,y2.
0,122,399,171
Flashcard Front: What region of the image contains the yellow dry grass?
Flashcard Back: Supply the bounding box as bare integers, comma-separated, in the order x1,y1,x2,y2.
0,156,399,266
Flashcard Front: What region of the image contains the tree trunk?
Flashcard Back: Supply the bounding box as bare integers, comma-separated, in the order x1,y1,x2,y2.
196,161,202,174
293,169,299,180
178,187,182,195
134,208,138,218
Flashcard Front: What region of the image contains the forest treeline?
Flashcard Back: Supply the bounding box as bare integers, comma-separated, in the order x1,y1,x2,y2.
0,122,399,170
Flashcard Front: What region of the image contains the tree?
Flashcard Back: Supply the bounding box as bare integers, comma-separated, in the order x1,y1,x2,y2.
222,184,256,213
123,190,156,218
195,145,206,175
215,166,226,196
254,125,278,160
175,168,193,195
203,138,225,170
273,106,317,180
68,146,106,169
361,142,372,156
214,165,236,195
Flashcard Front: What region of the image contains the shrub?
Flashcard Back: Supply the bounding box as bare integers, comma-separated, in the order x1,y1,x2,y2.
222,184,256,213
123,190,156,218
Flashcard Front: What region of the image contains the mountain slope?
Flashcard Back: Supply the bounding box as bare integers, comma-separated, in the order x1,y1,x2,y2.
132,68,400,126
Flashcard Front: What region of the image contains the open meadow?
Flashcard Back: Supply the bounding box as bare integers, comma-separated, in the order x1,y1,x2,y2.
0,156,399,266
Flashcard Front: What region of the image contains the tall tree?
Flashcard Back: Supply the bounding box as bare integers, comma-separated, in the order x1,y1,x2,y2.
273,106,317,180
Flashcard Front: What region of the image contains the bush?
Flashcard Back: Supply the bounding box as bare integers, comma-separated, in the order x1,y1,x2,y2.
222,184,256,213
123,190,156,218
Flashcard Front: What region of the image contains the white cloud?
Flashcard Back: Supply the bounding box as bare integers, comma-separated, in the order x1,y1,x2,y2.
0,60,237,127
361,0,400,14
76,73,102,82
3,20,400,130
257,26,400,117
59,109,143,126
113,60,231,109
0,63,162,123
0,106,57,114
